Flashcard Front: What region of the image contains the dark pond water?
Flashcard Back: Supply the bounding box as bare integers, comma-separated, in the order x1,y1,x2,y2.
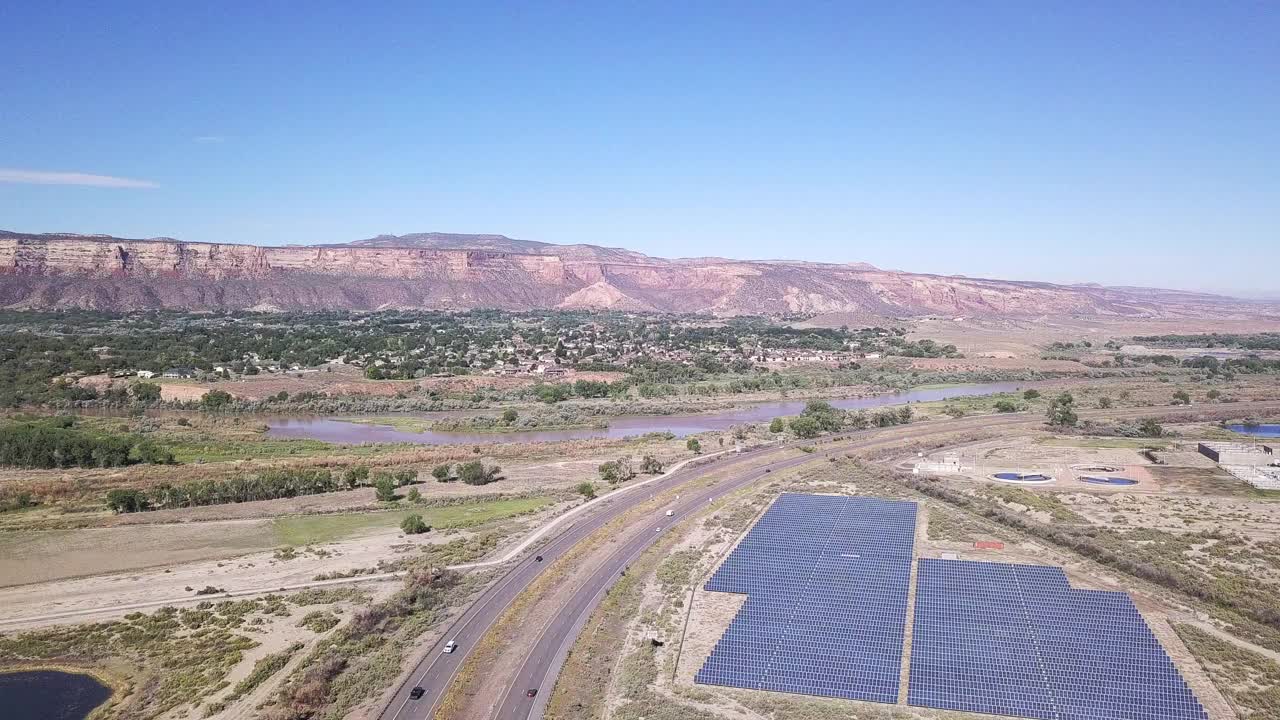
0,671,111,720
992,472,1053,483
1080,476,1139,486
1225,423,1280,438
266,382,1026,445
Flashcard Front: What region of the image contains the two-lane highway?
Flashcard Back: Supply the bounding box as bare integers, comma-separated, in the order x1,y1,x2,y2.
377,440,803,720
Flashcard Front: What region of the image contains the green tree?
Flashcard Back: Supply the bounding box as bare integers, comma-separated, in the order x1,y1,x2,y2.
501,408,518,423
1045,392,1078,427
373,475,397,502
1172,389,1191,405
132,440,174,465
342,465,369,488
458,460,501,485
1206,389,1222,401
599,458,636,485
1097,396,1113,409
993,399,1018,413
405,487,421,502
1023,389,1041,401
686,438,702,454
132,382,162,403
640,455,664,474
576,482,597,500
790,416,821,438
769,417,785,433
400,514,429,534
431,464,454,482
106,489,148,513
1138,418,1164,438
801,401,844,431
200,389,234,409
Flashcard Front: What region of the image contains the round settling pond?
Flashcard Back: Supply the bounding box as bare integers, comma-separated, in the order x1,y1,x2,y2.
991,472,1054,484
0,670,111,720
1072,464,1122,474
1080,476,1138,486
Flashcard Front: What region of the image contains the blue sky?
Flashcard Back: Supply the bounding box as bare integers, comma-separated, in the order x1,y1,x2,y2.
2,2,1277,295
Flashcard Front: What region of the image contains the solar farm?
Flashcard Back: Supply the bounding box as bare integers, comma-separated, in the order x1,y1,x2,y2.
694,492,1209,720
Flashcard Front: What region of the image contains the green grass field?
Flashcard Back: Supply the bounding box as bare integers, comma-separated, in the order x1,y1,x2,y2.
336,416,436,433
272,495,555,546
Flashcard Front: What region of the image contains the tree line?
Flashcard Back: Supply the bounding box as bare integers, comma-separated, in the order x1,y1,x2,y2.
105,465,420,513
0,417,173,469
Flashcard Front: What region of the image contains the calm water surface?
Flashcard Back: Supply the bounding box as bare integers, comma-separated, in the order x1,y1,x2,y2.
266,382,1025,445
0,671,111,720
1226,423,1280,438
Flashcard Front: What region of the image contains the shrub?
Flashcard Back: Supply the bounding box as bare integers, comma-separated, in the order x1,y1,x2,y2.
1138,418,1165,438
686,438,702,454
400,514,429,534
373,476,397,502
769,418,785,433
132,382,162,403
458,460,501,485
993,399,1018,413
431,464,453,482
599,458,636,485
342,465,369,488
790,416,821,438
576,482,597,500
200,389,234,409
1046,392,1078,427
106,488,149,513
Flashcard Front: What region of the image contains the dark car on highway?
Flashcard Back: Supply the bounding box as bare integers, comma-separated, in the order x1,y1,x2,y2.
410,687,425,700
526,689,538,698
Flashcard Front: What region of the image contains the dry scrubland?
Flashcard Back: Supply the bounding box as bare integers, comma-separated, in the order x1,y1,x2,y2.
548,422,1280,720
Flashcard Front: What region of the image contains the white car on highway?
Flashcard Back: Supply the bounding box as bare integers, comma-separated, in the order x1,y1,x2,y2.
443,640,458,654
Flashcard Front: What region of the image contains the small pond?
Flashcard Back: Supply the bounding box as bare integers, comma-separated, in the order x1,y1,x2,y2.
0,670,111,720
1225,423,1280,438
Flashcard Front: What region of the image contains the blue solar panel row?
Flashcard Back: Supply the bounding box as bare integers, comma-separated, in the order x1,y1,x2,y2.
695,493,918,703
908,558,1208,720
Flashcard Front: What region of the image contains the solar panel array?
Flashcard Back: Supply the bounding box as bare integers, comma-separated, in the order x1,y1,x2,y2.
909,558,1208,720
695,493,918,702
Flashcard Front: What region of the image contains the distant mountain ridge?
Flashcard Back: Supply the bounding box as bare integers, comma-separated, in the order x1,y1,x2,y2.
0,229,1273,319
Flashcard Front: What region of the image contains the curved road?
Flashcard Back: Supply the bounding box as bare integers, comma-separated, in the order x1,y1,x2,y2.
378,400,1280,720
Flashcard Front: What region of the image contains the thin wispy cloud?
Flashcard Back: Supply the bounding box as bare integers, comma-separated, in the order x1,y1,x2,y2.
193,135,226,144
0,168,159,189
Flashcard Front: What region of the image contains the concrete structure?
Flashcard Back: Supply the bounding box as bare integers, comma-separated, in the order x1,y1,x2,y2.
1198,442,1275,466
1225,466,1280,491
913,456,970,475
